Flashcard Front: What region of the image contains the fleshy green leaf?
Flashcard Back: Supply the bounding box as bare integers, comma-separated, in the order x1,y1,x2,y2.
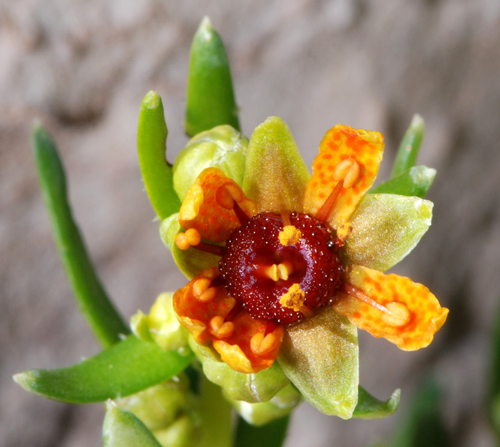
342,194,433,272
137,90,181,220
353,386,401,419
31,124,128,348
243,116,310,213
199,354,290,403
159,213,219,279
389,379,450,447
13,335,193,403
173,125,248,201
185,17,240,137
104,401,163,447
234,415,290,447
370,166,436,198
391,114,425,179
278,307,359,418
230,384,301,426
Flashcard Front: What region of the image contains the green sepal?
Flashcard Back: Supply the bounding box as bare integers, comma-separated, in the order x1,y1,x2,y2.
173,125,248,201
353,386,401,419
185,17,240,137
138,90,181,220
278,307,359,418
31,124,128,349
342,194,433,272
13,335,193,403
196,348,290,403
234,415,290,447
103,400,163,447
243,116,310,213
230,384,301,426
391,114,425,179
370,166,436,198
160,213,219,279
131,292,190,351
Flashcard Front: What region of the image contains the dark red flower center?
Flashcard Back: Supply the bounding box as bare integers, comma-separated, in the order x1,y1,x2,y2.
219,212,343,325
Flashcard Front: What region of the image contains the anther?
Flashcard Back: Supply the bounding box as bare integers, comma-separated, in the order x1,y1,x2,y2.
193,278,218,303
209,316,235,338
381,302,411,328
175,228,202,250
315,179,344,223
216,184,251,226
250,332,278,356
333,159,360,189
340,283,391,314
277,262,293,281
279,225,302,246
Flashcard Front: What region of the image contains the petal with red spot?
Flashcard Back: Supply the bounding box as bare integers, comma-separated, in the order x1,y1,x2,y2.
334,265,448,351
179,167,256,242
304,125,384,230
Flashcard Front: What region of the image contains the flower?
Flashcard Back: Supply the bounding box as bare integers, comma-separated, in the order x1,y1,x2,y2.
166,117,448,416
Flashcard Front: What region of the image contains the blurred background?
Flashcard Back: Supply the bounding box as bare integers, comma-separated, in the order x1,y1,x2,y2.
2,1,500,446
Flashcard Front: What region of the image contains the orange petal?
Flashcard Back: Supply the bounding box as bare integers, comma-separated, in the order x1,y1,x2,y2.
179,167,257,242
173,267,237,345
303,125,384,230
334,265,448,350
214,313,284,374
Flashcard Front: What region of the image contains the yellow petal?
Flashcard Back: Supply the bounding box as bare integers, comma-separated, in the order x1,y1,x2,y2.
304,125,383,230
334,265,448,350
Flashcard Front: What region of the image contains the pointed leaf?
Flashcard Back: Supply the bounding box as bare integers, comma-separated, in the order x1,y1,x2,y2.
138,90,181,220
186,17,240,137
353,386,401,419
14,335,193,403
278,307,358,418
32,124,128,348
103,400,163,447
173,125,248,201
370,166,436,198
243,117,310,213
391,114,425,179
159,213,220,279
342,194,433,272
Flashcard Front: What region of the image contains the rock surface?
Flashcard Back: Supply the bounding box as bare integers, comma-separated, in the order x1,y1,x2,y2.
2,1,500,446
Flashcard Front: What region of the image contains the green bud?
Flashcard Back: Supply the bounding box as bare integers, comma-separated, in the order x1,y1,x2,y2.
131,293,190,351
154,414,200,447
117,378,190,431
173,125,248,201
231,384,301,426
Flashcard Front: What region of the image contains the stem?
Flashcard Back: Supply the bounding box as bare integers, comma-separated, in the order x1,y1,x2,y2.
234,415,290,447
31,124,129,348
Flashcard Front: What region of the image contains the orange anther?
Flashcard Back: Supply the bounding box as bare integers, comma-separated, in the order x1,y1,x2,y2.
209,316,235,338
381,302,411,328
333,159,360,188
193,277,211,297
216,183,244,210
175,228,201,250
199,287,217,303
175,233,190,250
250,332,278,356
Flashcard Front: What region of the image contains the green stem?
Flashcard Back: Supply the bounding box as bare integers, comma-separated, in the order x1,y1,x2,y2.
31,124,129,348
198,375,233,447
391,114,425,179
234,415,290,447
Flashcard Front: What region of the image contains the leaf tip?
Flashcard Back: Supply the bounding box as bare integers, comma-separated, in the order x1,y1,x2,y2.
142,90,162,110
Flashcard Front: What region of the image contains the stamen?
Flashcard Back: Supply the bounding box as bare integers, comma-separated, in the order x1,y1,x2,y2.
209,316,235,338
333,159,360,188
216,184,251,226
193,242,225,256
340,283,391,314
265,320,278,336
381,302,411,328
315,179,344,223
250,332,278,356
279,284,306,312
233,201,251,226
263,264,279,282
279,225,302,246
299,304,314,318
277,262,293,280
280,211,291,227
